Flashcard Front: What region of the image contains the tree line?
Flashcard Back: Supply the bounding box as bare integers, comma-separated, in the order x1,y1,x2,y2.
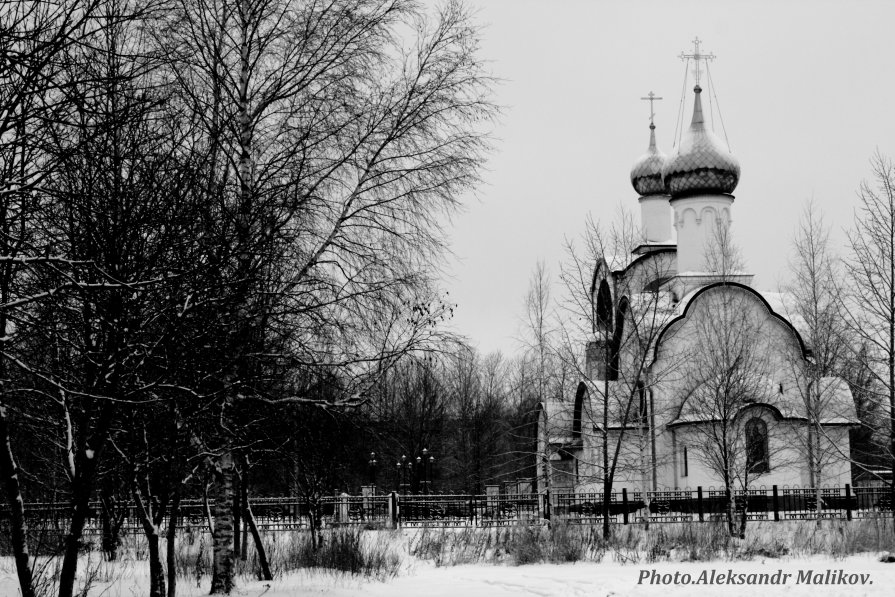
0,0,497,596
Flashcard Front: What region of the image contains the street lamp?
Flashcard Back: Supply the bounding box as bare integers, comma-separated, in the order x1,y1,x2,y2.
422,448,429,493
427,455,435,494
397,454,412,494
368,452,377,488
415,456,422,494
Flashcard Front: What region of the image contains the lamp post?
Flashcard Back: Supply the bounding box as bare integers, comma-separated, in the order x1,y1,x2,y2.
397,454,412,494
427,455,435,494
420,448,435,494
368,452,377,489
415,456,422,494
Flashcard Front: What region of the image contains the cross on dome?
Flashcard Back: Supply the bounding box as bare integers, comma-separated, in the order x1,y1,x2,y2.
678,36,715,87
640,91,663,126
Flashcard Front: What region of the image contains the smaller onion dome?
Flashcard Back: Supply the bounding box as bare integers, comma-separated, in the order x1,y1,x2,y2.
630,123,668,196
662,85,740,198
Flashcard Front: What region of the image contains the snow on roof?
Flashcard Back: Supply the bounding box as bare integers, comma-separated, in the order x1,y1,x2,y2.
816,376,859,424
755,290,809,343
669,375,858,427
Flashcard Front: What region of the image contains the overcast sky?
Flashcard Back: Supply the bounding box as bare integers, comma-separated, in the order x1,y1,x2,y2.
440,0,895,355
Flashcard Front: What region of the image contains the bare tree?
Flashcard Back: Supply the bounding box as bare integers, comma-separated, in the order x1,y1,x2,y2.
0,2,110,596
557,210,677,538
671,225,790,537
844,152,895,525
673,285,777,537
783,200,850,523
160,0,495,591
521,261,561,495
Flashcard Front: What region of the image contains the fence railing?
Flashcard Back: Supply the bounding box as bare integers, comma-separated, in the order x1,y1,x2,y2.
3,485,891,533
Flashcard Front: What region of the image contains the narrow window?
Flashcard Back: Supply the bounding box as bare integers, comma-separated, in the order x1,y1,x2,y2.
745,417,769,473
682,446,688,477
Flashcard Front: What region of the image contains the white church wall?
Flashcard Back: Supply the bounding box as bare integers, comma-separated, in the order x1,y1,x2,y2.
671,194,733,273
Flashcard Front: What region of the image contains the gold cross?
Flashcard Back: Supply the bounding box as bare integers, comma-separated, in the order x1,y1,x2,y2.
678,36,715,86
640,91,663,125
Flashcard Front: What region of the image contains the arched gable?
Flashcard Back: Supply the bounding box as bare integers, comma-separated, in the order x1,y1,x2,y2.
617,248,677,294
650,281,810,366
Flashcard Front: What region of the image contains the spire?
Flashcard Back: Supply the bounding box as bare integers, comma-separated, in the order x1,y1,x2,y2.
690,85,704,126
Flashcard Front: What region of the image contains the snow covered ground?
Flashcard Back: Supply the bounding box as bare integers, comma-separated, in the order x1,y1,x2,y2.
3,554,893,597
232,556,895,597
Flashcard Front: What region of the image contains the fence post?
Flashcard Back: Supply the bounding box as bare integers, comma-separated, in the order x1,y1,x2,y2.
845,484,853,521
389,492,399,528
622,488,629,525
469,494,476,526
697,487,704,522
772,485,779,522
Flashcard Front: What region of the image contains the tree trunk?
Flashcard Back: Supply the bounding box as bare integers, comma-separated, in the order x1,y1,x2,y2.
58,489,89,597
210,453,235,595
308,503,319,551
58,459,100,597
244,497,272,580
232,473,241,560
0,405,33,597
239,477,248,561
602,373,611,540
100,495,120,561
168,486,182,597
134,485,167,597
815,442,823,526
203,483,215,535
147,532,167,597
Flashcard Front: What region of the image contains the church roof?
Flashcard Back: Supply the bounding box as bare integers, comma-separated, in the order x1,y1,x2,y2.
668,375,858,427
662,85,740,198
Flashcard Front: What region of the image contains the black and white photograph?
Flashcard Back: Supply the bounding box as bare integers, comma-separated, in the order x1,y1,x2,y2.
0,1,893,596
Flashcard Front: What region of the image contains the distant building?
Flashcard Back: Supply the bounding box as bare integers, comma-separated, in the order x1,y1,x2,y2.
537,44,857,495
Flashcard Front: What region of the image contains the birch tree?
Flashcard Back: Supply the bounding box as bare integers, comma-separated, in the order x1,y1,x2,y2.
558,211,677,538
163,1,495,591
783,200,850,523
844,152,895,527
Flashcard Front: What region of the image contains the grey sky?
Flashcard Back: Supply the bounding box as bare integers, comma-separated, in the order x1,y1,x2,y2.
442,0,893,355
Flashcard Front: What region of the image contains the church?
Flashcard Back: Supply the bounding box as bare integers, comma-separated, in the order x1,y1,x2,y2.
536,42,858,497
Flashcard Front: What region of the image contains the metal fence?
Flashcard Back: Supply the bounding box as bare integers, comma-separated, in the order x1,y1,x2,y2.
3,485,892,534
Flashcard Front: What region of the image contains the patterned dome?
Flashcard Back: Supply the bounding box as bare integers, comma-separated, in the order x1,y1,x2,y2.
630,123,668,196
662,85,740,198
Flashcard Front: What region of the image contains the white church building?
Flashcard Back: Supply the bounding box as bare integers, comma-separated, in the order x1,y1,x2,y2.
537,44,858,496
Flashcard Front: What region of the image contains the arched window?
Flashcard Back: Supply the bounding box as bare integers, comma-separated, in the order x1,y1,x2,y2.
745,418,769,474
608,297,628,381
595,279,612,331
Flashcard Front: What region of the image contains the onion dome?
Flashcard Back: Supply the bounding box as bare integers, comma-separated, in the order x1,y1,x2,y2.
662,85,740,197
630,123,668,196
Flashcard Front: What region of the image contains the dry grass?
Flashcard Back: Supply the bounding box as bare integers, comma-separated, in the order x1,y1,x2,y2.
405,517,895,566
